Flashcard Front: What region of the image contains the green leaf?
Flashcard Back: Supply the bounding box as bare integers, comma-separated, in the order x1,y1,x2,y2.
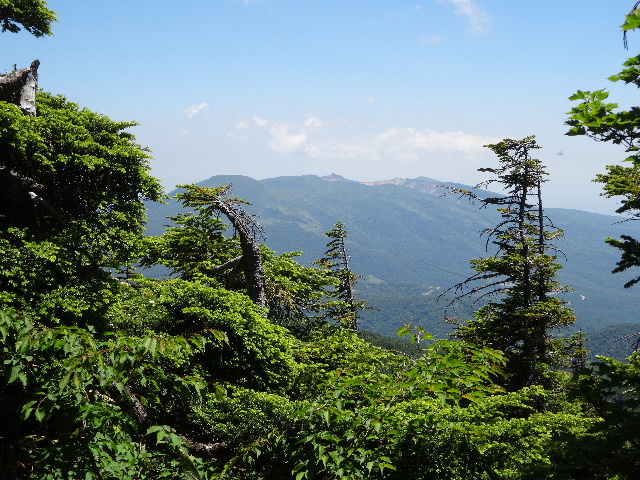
34,406,46,422
8,365,20,384
320,409,330,425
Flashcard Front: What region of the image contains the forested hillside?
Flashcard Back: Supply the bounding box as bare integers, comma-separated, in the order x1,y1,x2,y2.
146,174,640,343
3,2,640,479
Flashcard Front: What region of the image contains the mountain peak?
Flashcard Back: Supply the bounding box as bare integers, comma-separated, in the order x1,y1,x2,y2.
320,173,356,182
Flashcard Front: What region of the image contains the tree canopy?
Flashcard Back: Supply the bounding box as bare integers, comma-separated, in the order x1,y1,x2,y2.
314,221,368,331
0,92,163,325
0,0,57,37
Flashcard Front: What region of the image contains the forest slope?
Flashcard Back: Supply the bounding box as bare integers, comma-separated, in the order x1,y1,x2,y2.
146,174,640,341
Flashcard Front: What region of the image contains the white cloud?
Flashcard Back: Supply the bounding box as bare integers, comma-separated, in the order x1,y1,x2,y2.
247,115,325,154
307,127,496,162
252,115,269,128
308,137,377,159
366,96,377,103
376,127,498,157
239,114,498,164
183,102,210,119
266,122,308,154
226,131,248,141
438,0,491,34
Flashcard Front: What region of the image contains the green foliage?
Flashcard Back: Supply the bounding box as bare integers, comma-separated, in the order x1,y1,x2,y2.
0,310,220,478
624,9,640,33
142,208,240,281
108,277,299,392
224,332,602,479
1,93,163,241
177,183,252,211
388,386,598,479
0,93,162,325
0,0,57,37
290,326,396,399
566,55,640,287
230,384,598,479
143,184,335,330
0,227,116,326
622,4,640,49
607,233,640,288
263,247,334,329
548,330,590,371
567,352,640,477
195,387,298,449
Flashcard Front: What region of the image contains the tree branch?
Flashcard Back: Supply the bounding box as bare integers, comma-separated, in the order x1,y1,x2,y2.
109,382,226,458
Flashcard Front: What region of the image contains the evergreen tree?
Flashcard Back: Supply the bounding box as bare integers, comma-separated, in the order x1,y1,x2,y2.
315,221,367,331
0,93,163,326
447,137,575,388
142,207,241,282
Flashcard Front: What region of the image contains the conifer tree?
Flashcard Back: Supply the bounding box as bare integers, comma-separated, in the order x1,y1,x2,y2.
315,221,367,331
447,136,576,388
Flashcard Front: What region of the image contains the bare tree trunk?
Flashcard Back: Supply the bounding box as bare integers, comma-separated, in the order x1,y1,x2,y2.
210,198,268,310
178,184,268,310
0,59,39,115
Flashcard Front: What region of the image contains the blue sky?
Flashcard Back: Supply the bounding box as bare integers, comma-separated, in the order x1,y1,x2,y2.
4,1,640,214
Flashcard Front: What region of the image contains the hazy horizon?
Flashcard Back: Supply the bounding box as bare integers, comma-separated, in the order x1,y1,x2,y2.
6,1,638,215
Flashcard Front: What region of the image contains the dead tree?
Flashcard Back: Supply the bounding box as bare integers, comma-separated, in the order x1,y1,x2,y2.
210,190,268,309
0,59,39,115
0,59,44,229
178,184,268,310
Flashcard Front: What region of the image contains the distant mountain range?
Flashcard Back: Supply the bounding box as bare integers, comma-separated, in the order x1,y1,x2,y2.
145,174,640,354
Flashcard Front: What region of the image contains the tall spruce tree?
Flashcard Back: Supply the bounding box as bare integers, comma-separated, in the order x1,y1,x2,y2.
315,221,366,331
448,136,575,388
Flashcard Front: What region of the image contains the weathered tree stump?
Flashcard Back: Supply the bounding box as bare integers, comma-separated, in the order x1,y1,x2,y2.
0,59,39,115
